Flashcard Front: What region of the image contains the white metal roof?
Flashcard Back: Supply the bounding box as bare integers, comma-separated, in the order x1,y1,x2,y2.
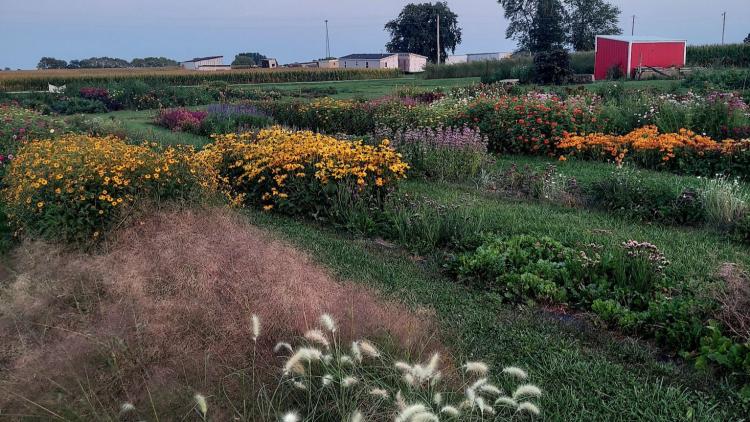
597,35,686,43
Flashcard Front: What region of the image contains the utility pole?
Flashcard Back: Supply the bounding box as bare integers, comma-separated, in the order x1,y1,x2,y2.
325,20,331,58
631,15,635,36
721,12,726,45
436,14,441,65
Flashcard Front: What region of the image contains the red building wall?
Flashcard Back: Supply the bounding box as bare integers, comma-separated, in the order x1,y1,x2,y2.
629,42,686,76
594,38,629,80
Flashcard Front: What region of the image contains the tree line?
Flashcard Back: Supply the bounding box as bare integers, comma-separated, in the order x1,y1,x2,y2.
37,56,179,69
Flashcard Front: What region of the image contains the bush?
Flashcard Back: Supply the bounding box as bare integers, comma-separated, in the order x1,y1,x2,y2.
0,104,70,158
155,108,208,132
373,125,491,182
197,128,408,216
588,167,706,225
731,214,750,244
2,135,210,242
533,50,572,85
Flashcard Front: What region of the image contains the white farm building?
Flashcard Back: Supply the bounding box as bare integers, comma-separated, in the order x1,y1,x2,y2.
180,56,232,71
340,53,427,73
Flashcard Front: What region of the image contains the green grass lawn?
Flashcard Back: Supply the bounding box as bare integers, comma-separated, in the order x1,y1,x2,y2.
100,108,210,147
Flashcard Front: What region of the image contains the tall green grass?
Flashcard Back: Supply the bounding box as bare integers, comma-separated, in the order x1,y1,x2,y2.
687,44,750,68
424,52,595,80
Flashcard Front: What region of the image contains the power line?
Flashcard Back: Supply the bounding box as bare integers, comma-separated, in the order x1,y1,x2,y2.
324,19,330,58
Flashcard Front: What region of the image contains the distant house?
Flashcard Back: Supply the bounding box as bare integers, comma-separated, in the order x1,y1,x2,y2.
397,53,428,73
180,56,231,71
594,35,687,80
340,54,399,70
446,52,512,65
261,59,278,69
340,53,426,72
287,61,319,68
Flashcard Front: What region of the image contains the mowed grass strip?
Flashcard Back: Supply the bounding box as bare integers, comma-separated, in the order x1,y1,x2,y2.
245,208,744,421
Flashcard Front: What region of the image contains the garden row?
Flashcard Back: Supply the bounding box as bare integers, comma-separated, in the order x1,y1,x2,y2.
0,67,400,92
0,127,747,401
251,83,750,176
0,79,340,115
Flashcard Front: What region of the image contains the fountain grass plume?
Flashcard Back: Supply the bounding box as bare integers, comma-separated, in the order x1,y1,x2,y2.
304,329,330,349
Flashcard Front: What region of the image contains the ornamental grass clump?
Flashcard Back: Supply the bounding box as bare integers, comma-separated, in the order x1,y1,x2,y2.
699,175,749,228
268,314,542,421
198,127,408,216
2,134,211,242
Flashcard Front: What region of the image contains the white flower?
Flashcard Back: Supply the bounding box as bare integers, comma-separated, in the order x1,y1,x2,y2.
463,361,489,376
251,314,261,342
342,376,359,388
517,402,541,416
320,314,337,332
120,402,136,413
194,394,208,417
502,366,528,380
513,384,542,400
281,411,300,422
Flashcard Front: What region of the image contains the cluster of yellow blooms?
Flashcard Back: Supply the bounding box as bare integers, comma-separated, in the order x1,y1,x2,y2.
557,125,740,164
2,135,208,240
198,127,408,210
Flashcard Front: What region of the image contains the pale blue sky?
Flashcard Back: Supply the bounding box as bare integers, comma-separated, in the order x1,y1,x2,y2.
0,0,747,69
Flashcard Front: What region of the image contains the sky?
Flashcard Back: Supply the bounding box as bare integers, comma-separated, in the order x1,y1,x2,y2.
0,0,748,69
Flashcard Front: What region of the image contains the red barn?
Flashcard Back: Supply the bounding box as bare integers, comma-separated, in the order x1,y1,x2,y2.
594,35,687,80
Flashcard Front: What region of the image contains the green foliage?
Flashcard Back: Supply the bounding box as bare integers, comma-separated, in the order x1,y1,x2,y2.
589,167,706,225
129,57,179,67
687,44,750,68
731,213,750,244
385,2,462,63
231,52,268,67
533,49,572,84
427,51,593,81
0,68,401,92
684,68,750,91
696,323,750,399
37,57,68,69
528,0,568,53
564,0,621,51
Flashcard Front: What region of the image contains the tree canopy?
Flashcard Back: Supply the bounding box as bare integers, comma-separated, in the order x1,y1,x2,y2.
37,56,179,69
37,57,68,69
385,2,462,63
565,0,622,51
745,33,750,44
528,0,567,53
498,0,621,51
231,52,268,67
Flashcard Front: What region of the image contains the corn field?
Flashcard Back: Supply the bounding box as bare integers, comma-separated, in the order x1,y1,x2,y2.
687,44,750,68
0,67,401,92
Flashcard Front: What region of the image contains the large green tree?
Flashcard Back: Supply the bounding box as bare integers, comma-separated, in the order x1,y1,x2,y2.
498,0,621,51
565,0,622,51
385,2,462,63
745,33,750,44
231,52,267,67
497,0,537,51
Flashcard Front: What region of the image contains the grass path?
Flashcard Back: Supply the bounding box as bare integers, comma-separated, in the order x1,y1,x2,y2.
245,210,745,420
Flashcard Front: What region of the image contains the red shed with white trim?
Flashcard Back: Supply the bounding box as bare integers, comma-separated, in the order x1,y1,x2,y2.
594,35,687,80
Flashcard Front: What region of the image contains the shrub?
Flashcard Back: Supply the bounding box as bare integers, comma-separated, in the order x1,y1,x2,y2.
197,128,408,216
155,108,208,132
451,94,598,155
533,50,572,85
373,125,491,182
2,135,210,242
731,213,750,244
